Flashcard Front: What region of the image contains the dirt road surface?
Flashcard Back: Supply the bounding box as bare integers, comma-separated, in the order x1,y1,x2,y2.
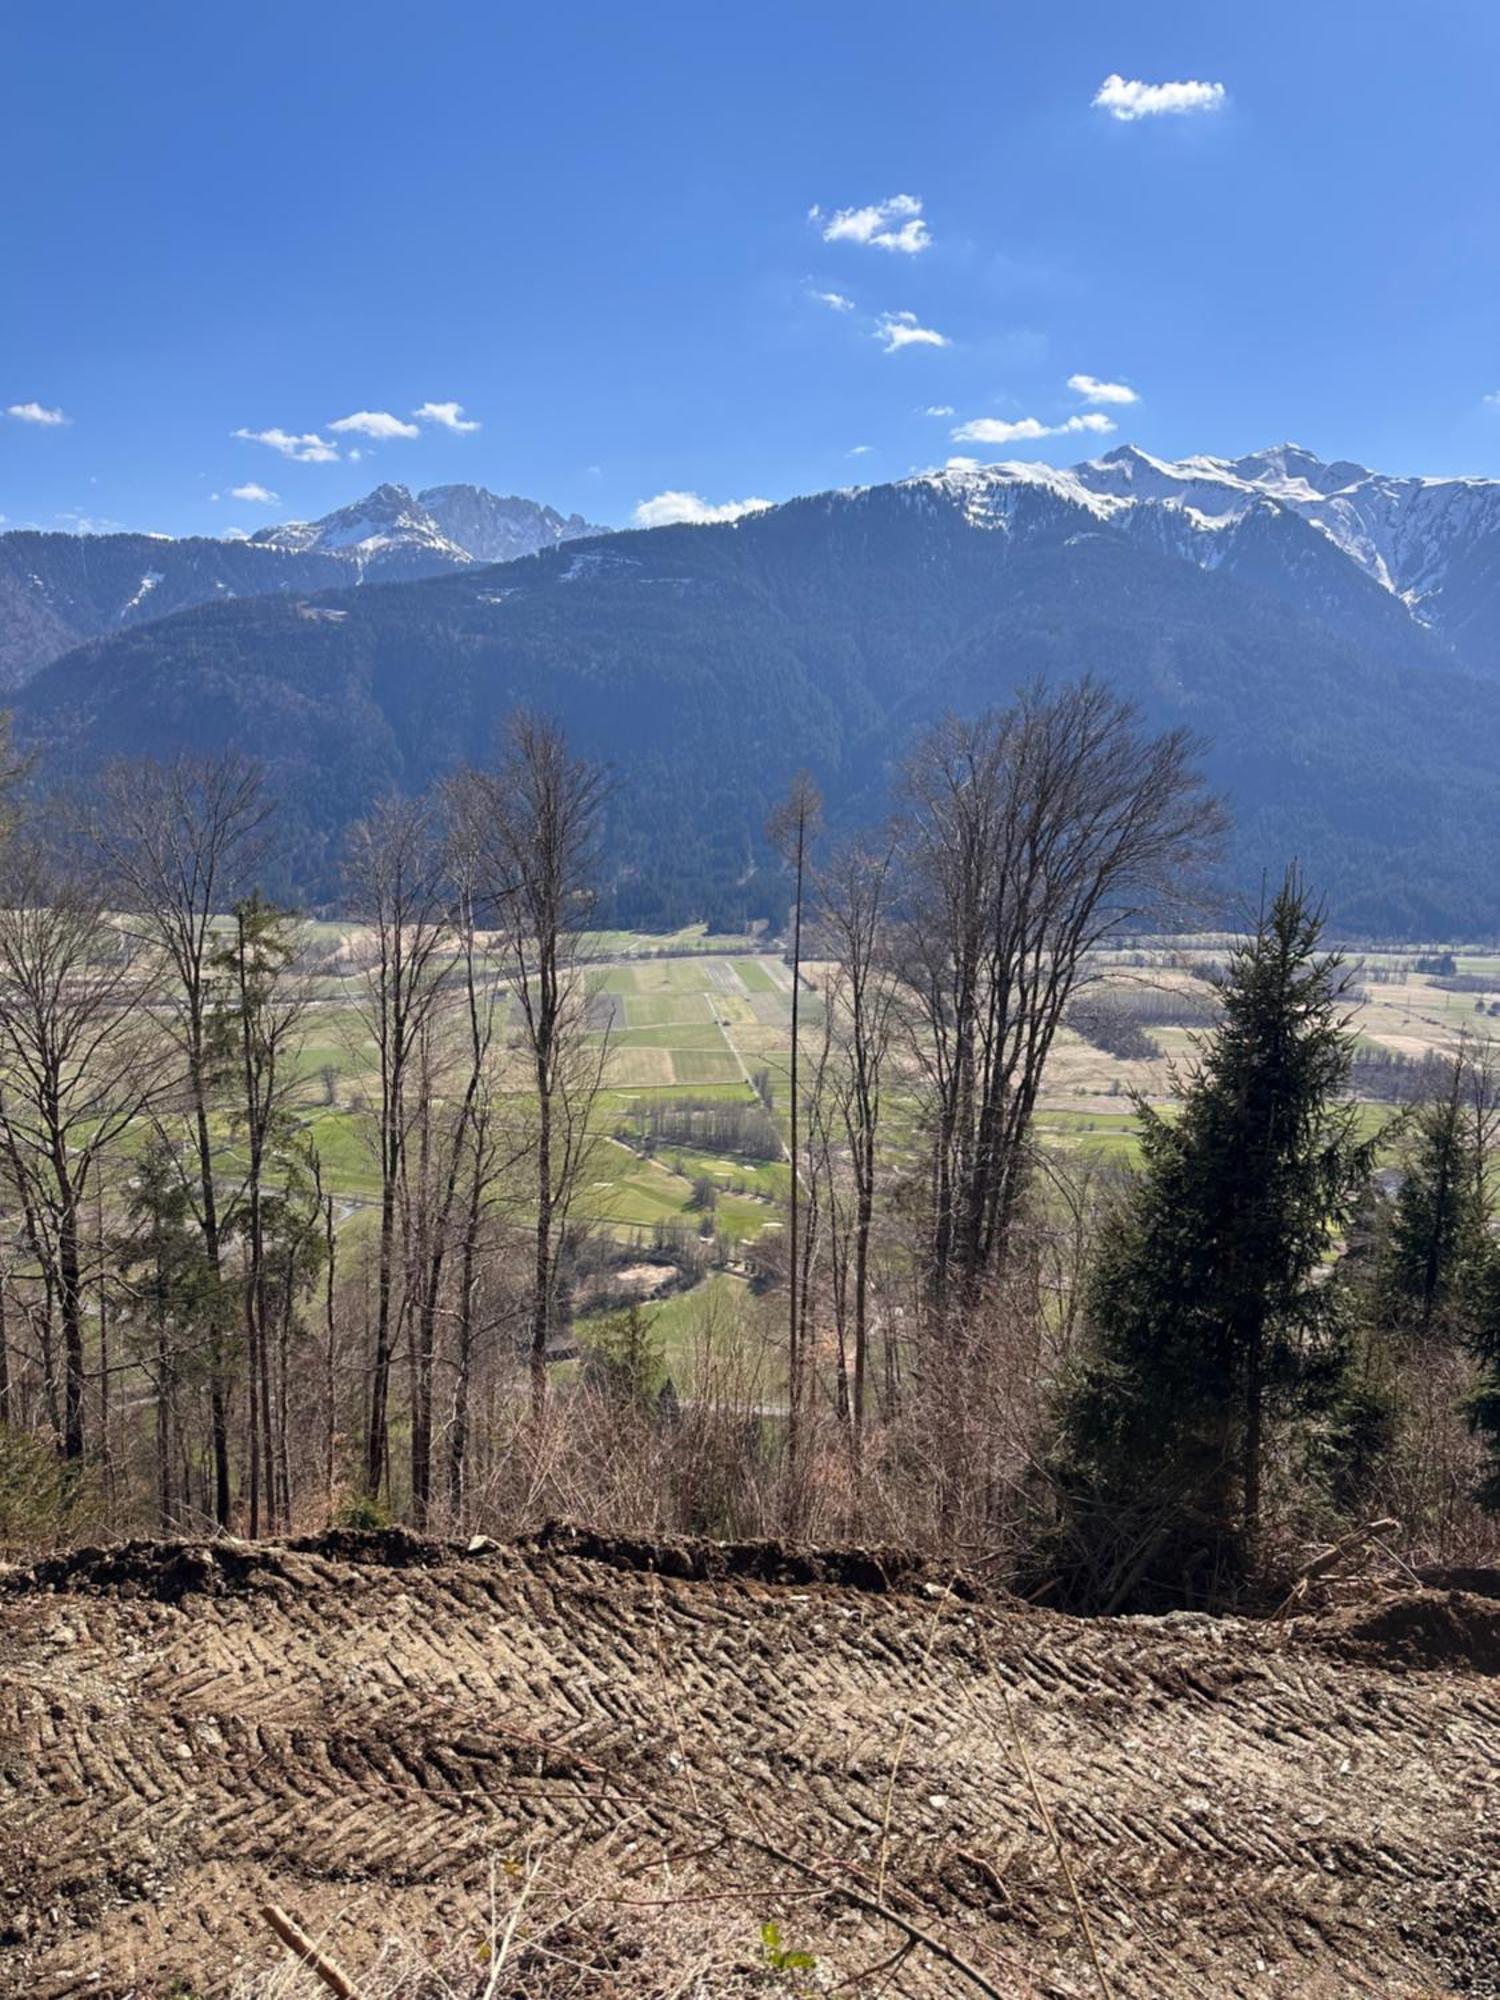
1,1528,1496,1998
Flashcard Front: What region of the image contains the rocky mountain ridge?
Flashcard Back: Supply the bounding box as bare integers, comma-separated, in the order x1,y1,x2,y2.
0,483,605,683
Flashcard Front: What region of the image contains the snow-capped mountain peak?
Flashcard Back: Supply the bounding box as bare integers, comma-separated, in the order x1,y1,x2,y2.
245,481,605,582
916,442,1500,620
890,440,1500,670
250,483,467,573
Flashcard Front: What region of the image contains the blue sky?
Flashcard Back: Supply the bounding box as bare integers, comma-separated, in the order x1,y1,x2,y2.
5,1,1500,538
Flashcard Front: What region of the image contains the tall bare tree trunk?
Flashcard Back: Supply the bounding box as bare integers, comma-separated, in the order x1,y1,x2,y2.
57,1181,85,1463
767,775,821,1509
0,1277,9,1432
323,1193,337,1523
345,795,450,1503
450,717,607,1438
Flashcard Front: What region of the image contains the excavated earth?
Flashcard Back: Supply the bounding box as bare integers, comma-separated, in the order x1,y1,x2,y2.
1,1525,1497,1998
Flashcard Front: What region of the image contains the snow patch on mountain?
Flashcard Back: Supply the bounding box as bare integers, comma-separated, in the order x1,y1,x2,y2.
906,442,1500,636
119,571,164,617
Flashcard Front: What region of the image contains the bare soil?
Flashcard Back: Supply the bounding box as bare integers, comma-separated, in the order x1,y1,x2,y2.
1,1528,1496,1998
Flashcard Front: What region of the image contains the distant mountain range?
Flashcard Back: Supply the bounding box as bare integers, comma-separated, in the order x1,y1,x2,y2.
246,482,604,578
994,442,1500,680
0,484,604,684
12,444,1500,934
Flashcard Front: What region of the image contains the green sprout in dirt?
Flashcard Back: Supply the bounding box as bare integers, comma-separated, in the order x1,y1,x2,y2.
759,1918,816,1980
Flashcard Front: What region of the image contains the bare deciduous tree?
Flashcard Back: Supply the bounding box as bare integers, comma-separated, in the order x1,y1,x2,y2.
897,681,1222,1319
454,716,608,1422
0,851,161,1462
211,894,308,1535
816,838,900,1475
766,774,821,1489
89,753,267,1525
439,788,520,1523
344,797,453,1500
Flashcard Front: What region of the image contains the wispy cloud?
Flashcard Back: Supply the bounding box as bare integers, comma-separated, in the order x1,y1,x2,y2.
847,444,873,457
234,426,340,463
950,412,1115,445
876,311,949,354
923,405,955,417
7,401,69,426
230,482,279,504
810,193,930,255
329,410,421,441
1485,391,1500,408
1093,74,1226,121
1068,373,1139,406
633,491,773,529
810,288,856,312
415,400,480,432
54,508,124,532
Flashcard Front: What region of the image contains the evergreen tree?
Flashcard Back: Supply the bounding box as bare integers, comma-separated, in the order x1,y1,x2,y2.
1059,874,1374,1599
118,1136,221,1530
1383,1053,1489,1338
1467,1299,1500,1510
582,1304,665,1409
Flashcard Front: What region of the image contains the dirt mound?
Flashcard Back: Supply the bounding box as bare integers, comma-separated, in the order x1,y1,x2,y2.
1413,1562,1500,1600
1314,1586,1500,1673
521,1518,989,1599
2,1535,1497,1997
8,1522,990,1606
9,1537,297,1602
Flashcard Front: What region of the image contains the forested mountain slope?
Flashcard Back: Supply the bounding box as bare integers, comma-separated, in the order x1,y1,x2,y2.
17,459,1500,934
0,484,603,684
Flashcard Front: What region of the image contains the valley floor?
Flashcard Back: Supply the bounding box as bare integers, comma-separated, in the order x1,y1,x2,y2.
1,1531,1496,1997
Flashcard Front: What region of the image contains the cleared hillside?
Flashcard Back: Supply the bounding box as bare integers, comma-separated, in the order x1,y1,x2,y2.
1,1530,1496,1997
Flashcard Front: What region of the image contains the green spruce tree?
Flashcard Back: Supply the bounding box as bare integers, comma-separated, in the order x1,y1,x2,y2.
1467,1295,1500,1509
1059,874,1375,1601
1383,1052,1489,1338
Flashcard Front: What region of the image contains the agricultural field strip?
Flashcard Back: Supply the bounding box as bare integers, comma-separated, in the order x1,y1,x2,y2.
94,946,1499,1248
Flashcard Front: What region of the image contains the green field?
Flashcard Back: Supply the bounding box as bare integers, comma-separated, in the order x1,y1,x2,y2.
275,937,1483,1283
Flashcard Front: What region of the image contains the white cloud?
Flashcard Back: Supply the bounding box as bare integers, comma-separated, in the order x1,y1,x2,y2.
810,193,930,255
1093,74,1226,121
329,409,421,441
632,490,773,528
415,400,481,432
54,508,124,533
876,310,949,354
950,412,1116,444
234,426,340,463
7,401,69,425
810,289,856,312
1068,373,1139,406
847,444,873,457
230,482,279,504
945,456,981,473
1485,391,1500,408
924,405,955,417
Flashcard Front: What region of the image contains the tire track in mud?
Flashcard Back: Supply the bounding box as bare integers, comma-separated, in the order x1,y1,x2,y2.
1,1536,1497,1997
